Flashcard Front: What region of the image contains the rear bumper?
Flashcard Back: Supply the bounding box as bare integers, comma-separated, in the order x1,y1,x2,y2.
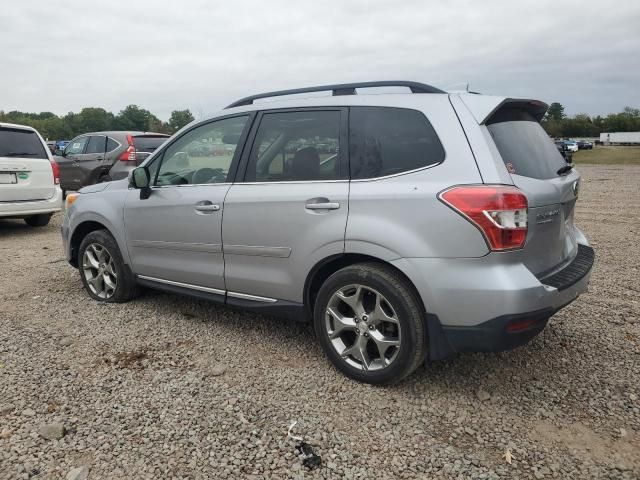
0,186,63,217
392,239,594,359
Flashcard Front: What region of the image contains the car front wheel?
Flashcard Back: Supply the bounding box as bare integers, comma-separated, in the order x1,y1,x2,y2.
313,262,426,384
78,229,138,303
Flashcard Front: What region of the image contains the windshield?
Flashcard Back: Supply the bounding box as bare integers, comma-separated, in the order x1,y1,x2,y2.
487,109,566,180
0,128,48,159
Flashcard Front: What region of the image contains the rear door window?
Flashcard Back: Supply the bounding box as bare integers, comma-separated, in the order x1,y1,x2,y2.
245,110,342,182
349,107,445,179
0,128,48,159
486,109,566,179
85,136,106,154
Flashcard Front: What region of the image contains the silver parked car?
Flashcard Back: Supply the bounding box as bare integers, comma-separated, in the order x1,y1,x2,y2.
61,81,594,384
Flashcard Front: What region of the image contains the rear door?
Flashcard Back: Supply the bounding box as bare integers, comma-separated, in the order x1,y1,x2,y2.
0,126,55,202
56,135,88,189
222,108,348,304
485,107,580,276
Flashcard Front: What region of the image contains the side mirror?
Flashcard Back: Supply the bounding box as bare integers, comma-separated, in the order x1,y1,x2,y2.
130,167,152,199
55,149,66,157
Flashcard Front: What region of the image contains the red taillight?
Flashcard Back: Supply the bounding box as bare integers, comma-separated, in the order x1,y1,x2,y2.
439,185,528,251
50,159,60,185
118,135,136,161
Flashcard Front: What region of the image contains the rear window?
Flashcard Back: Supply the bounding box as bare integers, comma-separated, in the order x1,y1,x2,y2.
487,109,566,180
349,107,445,179
133,135,169,152
0,128,48,159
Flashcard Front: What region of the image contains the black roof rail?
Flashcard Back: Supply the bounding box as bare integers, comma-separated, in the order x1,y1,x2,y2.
225,81,445,109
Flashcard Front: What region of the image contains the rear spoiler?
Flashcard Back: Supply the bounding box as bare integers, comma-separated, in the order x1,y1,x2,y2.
457,94,548,124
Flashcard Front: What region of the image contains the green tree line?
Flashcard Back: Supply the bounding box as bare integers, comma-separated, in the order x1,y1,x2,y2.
541,103,640,138
0,105,195,140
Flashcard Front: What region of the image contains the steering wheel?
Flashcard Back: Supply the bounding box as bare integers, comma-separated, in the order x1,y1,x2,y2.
192,167,225,184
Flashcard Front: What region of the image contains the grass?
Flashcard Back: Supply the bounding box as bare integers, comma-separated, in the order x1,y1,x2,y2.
572,145,640,165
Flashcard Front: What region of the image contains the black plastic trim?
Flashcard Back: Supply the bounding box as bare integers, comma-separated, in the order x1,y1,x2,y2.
225,81,445,108
537,244,595,291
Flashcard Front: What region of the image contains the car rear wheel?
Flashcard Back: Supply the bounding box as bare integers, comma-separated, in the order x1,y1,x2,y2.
313,262,426,384
24,214,52,227
78,229,138,303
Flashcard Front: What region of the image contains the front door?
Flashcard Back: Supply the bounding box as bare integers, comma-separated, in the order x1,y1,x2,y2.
56,135,88,190
223,109,349,305
123,114,252,293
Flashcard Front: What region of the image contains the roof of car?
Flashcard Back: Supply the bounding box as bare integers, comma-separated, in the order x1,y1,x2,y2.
0,122,38,132
76,131,170,136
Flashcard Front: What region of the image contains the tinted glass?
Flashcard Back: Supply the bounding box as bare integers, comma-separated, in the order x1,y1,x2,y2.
155,116,248,186
246,111,341,182
349,107,444,179
133,135,169,152
66,137,88,155
106,138,119,152
0,128,48,159
85,136,106,154
487,109,566,180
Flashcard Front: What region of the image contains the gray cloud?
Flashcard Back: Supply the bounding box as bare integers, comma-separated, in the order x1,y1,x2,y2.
1,0,639,119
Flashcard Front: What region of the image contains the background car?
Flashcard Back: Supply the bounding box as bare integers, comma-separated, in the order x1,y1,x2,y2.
0,122,62,226
55,131,168,192
561,140,579,152
576,139,593,150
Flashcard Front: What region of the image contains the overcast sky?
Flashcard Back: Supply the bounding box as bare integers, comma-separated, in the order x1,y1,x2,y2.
2,0,639,120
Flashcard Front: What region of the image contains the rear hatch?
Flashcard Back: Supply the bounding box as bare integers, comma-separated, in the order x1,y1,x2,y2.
0,126,55,202
133,134,169,165
485,105,580,277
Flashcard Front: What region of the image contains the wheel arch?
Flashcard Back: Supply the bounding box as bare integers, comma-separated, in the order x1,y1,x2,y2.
304,253,426,318
304,253,454,361
69,220,116,267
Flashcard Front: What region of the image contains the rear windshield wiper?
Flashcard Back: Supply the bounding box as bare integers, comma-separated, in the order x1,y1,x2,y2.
3,152,40,157
557,164,573,175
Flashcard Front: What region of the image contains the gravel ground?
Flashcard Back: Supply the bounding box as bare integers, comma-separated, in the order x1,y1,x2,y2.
1,164,639,479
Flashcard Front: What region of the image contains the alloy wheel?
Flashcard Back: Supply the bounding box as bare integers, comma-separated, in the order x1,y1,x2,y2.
82,243,118,299
325,284,401,371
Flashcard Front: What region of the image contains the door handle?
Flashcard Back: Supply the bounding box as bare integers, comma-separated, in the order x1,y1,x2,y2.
305,198,340,210
195,201,220,213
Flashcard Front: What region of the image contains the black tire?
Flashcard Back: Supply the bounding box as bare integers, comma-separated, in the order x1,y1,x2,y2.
78,229,138,303
24,214,52,227
313,262,427,385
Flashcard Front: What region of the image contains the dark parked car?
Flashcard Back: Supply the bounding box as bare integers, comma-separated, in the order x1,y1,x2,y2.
55,131,169,192
576,140,593,150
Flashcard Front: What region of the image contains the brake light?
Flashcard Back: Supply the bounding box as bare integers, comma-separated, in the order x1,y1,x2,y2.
439,185,528,251
50,159,60,185
118,135,136,161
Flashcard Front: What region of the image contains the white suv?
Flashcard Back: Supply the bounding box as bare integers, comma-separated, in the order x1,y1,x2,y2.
0,123,63,226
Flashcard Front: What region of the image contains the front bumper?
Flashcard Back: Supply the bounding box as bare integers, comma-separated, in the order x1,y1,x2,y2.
0,186,63,217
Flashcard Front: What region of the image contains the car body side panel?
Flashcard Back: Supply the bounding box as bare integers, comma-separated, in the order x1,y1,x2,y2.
64,181,131,265
448,95,512,185
346,95,488,259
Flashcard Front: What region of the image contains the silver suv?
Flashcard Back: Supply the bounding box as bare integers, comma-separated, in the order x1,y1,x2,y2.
61,81,594,384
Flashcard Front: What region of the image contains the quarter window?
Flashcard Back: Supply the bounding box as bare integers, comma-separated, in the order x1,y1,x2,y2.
349,107,445,179
245,111,341,182
154,116,249,186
